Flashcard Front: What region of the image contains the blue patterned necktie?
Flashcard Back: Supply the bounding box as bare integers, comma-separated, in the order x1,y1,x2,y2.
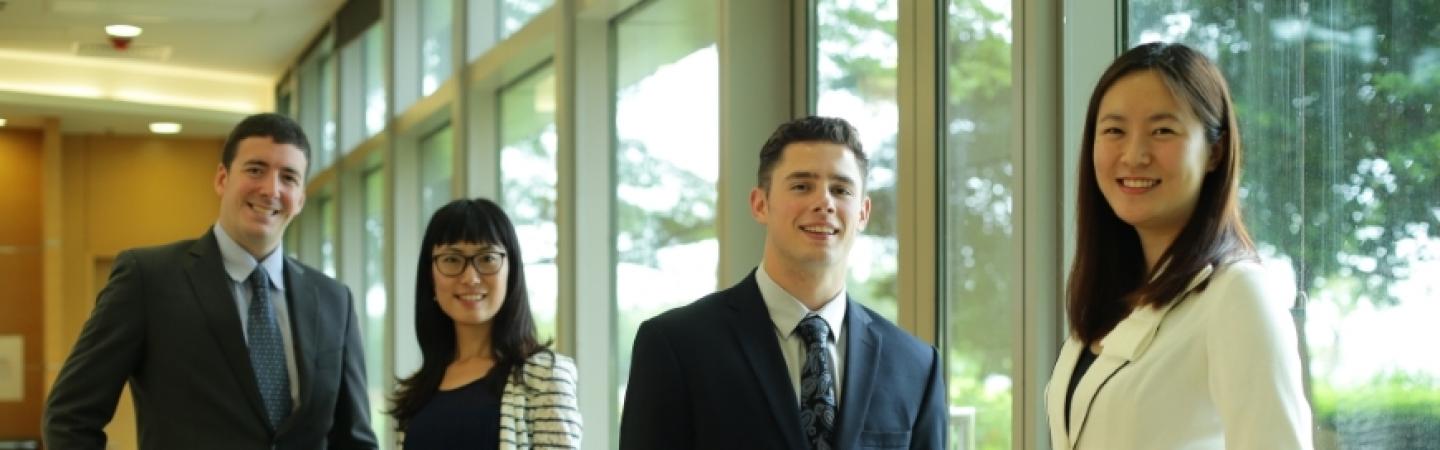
796,315,837,450
246,268,292,430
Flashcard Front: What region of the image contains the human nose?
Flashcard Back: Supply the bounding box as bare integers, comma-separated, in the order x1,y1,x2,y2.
1119,135,1151,167
811,188,837,214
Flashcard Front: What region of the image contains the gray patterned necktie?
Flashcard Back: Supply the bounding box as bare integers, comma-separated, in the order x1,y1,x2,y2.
246,268,292,430
797,315,836,450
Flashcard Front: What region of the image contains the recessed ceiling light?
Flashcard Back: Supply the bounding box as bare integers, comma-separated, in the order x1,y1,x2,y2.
149,122,181,134
105,24,143,38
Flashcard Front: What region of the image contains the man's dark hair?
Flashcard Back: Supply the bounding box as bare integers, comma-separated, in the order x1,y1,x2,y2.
757,116,868,191
221,113,312,170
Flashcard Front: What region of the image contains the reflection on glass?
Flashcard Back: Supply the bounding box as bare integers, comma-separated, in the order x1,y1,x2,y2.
500,64,558,344
320,195,338,278
361,167,390,448
420,0,453,96
944,0,1015,448
363,26,387,137
419,124,454,220
501,0,554,38
613,0,718,413
814,0,899,321
320,55,337,168
1126,1,1440,447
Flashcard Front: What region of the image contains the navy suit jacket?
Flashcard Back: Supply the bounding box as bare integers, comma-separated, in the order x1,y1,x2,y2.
620,271,946,449
43,230,378,449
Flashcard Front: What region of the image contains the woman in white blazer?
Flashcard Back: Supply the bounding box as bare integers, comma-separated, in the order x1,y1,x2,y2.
1048,42,1312,450
392,198,581,449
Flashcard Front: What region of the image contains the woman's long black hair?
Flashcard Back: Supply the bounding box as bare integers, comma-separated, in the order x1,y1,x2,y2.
389,198,549,430
1068,42,1256,346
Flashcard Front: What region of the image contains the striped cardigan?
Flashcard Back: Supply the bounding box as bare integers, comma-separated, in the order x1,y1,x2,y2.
398,351,582,449
498,351,582,449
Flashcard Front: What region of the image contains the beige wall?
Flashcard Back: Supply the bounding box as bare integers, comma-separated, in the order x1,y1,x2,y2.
0,128,45,439
41,133,224,449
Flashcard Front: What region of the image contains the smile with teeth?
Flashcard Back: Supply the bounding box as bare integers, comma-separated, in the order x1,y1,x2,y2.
1119,178,1160,189
457,294,488,302
248,202,281,216
800,225,839,235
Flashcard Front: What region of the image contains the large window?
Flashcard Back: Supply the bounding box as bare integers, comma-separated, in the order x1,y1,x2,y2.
319,194,338,278
363,25,388,137
813,0,900,321
500,64,559,343
420,0,454,96
319,55,338,169
501,0,554,38
361,167,390,448
419,124,454,219
612,0,719,411
1127,1,1440,447
944,1,1016,449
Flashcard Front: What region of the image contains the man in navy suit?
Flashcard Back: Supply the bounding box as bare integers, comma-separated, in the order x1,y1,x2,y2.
620,116,946,449
44,114,377,449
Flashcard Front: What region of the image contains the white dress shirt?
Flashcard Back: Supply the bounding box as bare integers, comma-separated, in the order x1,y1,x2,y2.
755,263,847,406
214,223,301,407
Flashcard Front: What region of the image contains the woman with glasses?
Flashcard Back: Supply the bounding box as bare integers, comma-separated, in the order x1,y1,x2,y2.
391,198,580,449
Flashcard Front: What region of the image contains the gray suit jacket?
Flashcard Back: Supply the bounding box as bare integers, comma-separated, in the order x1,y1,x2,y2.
43,230,378,450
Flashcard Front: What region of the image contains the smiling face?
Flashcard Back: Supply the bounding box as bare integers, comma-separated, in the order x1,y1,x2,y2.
431,242,509,328
214,136,307,258
751,141,871,272
1093,69,1216,241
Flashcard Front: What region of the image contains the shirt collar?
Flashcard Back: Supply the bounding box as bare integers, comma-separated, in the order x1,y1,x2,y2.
756,262,846,342
213,223,286,291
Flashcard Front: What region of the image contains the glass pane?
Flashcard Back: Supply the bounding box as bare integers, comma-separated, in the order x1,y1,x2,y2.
420,0,454,96
283,216,300,261
320,194,338,278
1126,1,1440,448
613,0,718,413
364,26,388,137
945,1,1016,449
320,55,337,169
419,124,454,219
499,64,558,344
501,0,554,38
361,167,390,448
814,0,900,321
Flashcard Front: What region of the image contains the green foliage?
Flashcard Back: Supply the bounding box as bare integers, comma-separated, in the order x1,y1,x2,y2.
1314,372,1440,423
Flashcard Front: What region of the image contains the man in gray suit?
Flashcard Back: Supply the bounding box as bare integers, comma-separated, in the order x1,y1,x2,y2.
43,113,378,449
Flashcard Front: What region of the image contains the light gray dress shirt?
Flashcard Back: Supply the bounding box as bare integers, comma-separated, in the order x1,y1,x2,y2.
755,263,847,406
214,223,301,408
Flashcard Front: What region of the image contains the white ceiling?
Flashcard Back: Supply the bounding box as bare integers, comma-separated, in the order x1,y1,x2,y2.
0,0,345,137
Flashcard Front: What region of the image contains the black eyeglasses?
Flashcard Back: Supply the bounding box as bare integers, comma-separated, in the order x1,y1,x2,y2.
432,252,507,277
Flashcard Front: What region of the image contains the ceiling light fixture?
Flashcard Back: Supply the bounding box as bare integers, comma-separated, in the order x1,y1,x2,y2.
149,122,182,134
0,117,7,127
105,25,143,38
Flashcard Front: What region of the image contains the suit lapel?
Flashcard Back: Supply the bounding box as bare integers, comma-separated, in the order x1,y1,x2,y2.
835,299,881,449
183,231,270,427
276,259,318,435
1046,336,1082,450
728,273,808,450
1062,264,1214,448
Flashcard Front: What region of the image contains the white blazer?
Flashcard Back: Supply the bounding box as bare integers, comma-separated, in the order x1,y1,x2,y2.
1046,261,1313,450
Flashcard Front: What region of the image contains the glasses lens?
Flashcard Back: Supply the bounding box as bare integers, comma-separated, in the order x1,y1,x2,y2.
436,254,465,275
